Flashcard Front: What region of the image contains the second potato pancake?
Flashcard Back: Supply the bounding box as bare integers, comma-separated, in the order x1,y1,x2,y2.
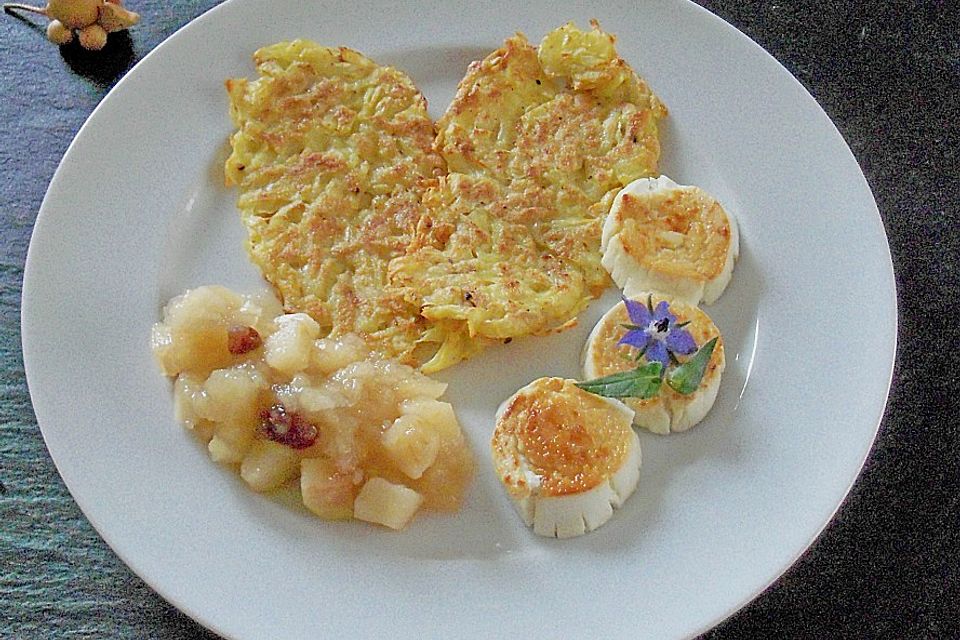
395,22,667,370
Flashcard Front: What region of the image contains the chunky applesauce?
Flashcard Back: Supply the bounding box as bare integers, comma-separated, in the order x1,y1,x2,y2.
150,285,473,530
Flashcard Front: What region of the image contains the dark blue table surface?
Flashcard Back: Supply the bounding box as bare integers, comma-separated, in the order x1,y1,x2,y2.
2,1,957,637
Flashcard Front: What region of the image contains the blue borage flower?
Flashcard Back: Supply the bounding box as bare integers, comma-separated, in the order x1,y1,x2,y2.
575,295,718,400
619,295,696,370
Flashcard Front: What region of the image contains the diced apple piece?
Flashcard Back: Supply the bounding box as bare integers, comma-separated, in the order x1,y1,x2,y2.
394,370,447,400
400,400,472,511
311,334,367,375
154,322,232,376
151,286,247,376
298,380,352,413
400,399,461,443
411,443,474,511
192,419,216,443
208,419,256,464
173,373,206,427
240,440,301,491
265,313,320,375
150,323,176,375
381,414,440,480
240,292,281,336
208,435,245,464
353,477,423,530
163,285,245,326
200,365,265,424
329,360,376,405
301,458,355,520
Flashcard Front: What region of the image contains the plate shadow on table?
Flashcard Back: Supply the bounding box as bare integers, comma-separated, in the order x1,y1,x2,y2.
56,30,137,87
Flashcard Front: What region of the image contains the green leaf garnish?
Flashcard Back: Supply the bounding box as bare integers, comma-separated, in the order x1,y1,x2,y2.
666,337,718,395
575,361,663,399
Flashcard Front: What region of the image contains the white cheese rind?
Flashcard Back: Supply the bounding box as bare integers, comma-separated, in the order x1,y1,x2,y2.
529,429,641,538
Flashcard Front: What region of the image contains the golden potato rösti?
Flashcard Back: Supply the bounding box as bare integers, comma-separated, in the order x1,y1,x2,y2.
226,23,667,372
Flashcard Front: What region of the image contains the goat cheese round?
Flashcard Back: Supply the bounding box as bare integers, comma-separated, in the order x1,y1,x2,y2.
491,377,641,538
601,175,739,305
583,297,725,434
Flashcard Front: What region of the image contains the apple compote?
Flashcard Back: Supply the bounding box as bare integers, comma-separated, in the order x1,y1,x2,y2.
151,285,473,530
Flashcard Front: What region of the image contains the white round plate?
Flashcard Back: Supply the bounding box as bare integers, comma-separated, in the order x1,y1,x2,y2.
21,1,896,638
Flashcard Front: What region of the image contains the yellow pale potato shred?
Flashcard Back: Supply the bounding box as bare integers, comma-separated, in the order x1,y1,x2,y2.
225,41,445,363
226,22,667,372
